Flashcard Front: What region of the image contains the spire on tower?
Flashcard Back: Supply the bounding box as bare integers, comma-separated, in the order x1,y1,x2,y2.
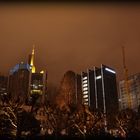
32,44,35,55
30,44,36,73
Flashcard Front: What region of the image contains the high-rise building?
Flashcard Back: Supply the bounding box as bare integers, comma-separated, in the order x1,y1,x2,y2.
119,73,140,111
81,64,119,128
8,62,30,103
30,72,46,95
28,46,47,104
8,46,47,104
28,71,47,105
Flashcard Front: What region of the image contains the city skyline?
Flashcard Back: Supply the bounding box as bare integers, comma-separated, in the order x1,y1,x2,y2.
0,3,140,139
0,3,140,85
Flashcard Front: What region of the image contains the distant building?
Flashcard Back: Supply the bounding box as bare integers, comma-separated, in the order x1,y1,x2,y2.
81,64,119,128
0,75,8,94
8,47,47,104
119,73,140,111
0,75,8,102
30,73,45,95
28,47,47,104
29,71,47,106
8,62,30,103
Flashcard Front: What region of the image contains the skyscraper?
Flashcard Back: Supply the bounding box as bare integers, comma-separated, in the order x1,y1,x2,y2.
119,73,140,111
81,64,119,129
8,46,47,104
28,46,47,105
8,62,30,103
30,72,46,95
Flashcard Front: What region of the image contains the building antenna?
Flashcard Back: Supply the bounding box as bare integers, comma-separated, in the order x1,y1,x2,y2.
122,45,131,109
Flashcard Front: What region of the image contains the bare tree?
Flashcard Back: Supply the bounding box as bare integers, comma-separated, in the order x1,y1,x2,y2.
116,108,138,138
57,71,77,107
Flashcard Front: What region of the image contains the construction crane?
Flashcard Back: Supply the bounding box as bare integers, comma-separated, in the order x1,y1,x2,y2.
122,46,131,109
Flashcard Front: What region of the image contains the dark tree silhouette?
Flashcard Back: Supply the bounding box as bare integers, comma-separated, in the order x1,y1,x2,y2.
0,106,17,138
116,108,139,138
57,71,77,108
16,108,41,137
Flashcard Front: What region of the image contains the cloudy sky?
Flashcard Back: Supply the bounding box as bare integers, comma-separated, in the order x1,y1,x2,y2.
0,3,140,85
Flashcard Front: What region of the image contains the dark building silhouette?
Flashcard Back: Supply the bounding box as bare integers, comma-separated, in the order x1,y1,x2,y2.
8,62,30,103
76,74,82,107
28,54,32,66
8,47,47,105
0,75,8,93
0,75,8,102
81,64,119,129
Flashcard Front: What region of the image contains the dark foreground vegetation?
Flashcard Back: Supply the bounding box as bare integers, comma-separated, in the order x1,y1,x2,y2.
0,134,140,140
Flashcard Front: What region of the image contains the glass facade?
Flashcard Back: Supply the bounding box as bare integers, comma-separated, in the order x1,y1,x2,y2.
81,64,119,128
119,73,140,111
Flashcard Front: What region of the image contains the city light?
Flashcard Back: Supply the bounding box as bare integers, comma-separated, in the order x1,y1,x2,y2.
84,98,88,102
105,68,116,74
83,87,88,91
83,95,88,98
40,70,44,74
96,75,102,80
82,80,88,84
83,76,88,80
83,84,88,87
83,91,88,94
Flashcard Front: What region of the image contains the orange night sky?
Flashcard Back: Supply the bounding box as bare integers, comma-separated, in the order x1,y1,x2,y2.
0,3,140,85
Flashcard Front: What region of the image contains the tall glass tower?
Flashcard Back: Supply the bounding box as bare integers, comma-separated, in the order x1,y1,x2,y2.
81,64,119,129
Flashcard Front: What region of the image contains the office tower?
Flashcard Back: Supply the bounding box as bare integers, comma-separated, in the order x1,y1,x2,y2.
30,72,46,95
8,62,30,103
8,46,47,105
81,69,96,110
119,73,140,111
81,64,119,128
28,71,47,105
27,46,47,105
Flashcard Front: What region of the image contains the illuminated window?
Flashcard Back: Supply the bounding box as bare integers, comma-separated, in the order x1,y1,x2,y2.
83,76,87,80
84,98,88,102
83,80,88,84
84,102,88,105
83,91,88,94
83,84,88,87
83,87,88,91
96,75,101,80
105,68,116,74
83,95,88,98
